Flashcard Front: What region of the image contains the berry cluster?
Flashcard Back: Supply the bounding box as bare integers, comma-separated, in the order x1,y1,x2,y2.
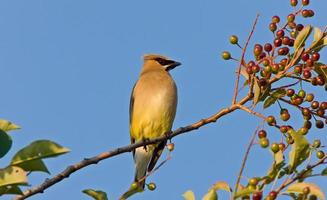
222,0,326,199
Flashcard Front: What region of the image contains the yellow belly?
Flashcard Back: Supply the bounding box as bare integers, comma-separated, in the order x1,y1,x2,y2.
130,104,174,140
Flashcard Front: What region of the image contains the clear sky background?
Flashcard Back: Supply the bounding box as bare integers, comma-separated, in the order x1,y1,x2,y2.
0,0,326,199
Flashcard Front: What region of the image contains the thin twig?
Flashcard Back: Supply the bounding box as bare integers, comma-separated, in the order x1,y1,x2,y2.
237,104,266,119
233,125,261,198
232,14,260,104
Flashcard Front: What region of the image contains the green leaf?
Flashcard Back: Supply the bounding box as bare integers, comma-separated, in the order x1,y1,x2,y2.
265,151,285,184
287,129,310,172
202,189,217,200
322,168,327,176
314,63,327,80
234,187,255,199
11,140,70,166
0,166,28,187
285,182,325,200
13,159,49,173
263,89,286,109
289,47,304,67
0,185,23,195
211,181,232,193
271,89,286,98
83,189,108,200
0,130,12,158
263,96,276,109
183,190,196,200
240,67,249,80
294,25,312,52
253,79,261,105
310,27,324,51
0,119,20,132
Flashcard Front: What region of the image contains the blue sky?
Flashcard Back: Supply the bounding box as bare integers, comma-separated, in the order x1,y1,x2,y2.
0,0,326,199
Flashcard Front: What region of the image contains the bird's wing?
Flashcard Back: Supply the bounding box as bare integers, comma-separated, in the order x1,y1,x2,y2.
129,83,136,158
147,140,167,172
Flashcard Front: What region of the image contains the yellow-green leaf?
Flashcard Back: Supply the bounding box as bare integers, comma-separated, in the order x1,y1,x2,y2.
183,190,196,200
13,159,49,173
310,27,324,51
240,67,249,80
211,181,232,193
0,119,20,132
0,166,27,187
0,185,23,195
11,140,70,166
294,25,312,52
322,168,327,176
234,187,255,199
266,151,285,184
263,96,276,109
0,130,12,158
285,182,325,200
83,189,108,200
314,63,327,80
289,47,304,67
202,189,217,200
253,79,261,105
287,129,310,172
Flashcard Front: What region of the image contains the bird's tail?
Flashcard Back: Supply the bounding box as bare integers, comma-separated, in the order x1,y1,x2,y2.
134,146,152,188
119,146,152,200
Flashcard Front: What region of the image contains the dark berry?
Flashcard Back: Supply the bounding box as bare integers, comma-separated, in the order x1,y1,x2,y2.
258,130,267,138
311,52,320,61
264,43,273,52
315,120,324,129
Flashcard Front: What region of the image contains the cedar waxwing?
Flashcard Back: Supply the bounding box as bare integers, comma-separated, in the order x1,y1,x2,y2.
120,54,180,199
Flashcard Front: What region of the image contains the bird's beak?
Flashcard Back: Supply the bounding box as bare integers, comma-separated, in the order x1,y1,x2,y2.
172,61,181,67
166,61,181,71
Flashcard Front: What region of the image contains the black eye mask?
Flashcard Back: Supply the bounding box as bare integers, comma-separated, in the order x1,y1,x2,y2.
155,58,176,66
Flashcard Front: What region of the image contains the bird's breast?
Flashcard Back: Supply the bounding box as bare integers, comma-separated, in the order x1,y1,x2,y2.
130,73,177,140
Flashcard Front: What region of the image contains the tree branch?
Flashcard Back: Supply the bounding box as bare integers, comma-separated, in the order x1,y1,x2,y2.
14,95,252,200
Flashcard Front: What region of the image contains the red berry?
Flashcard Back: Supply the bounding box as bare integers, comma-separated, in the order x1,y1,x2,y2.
301,53,310,61
311,101,319,109
290,0,298,6
269,23,277,32
274,38,282,47
320,102,327,110
296,24,304,31
272,16,280,23
269,191,278,199
276,30,285,38
302,9,310,17
258,130,267,138
252,191,262,200
287,89,295,97
306,59,314,67
287,14,295,22
282,36,291,45
302,0,310,6
264,43,273,52
311,52,320,61
303,70,311,79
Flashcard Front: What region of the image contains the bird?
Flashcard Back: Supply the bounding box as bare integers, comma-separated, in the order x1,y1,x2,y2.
120,54,180,199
